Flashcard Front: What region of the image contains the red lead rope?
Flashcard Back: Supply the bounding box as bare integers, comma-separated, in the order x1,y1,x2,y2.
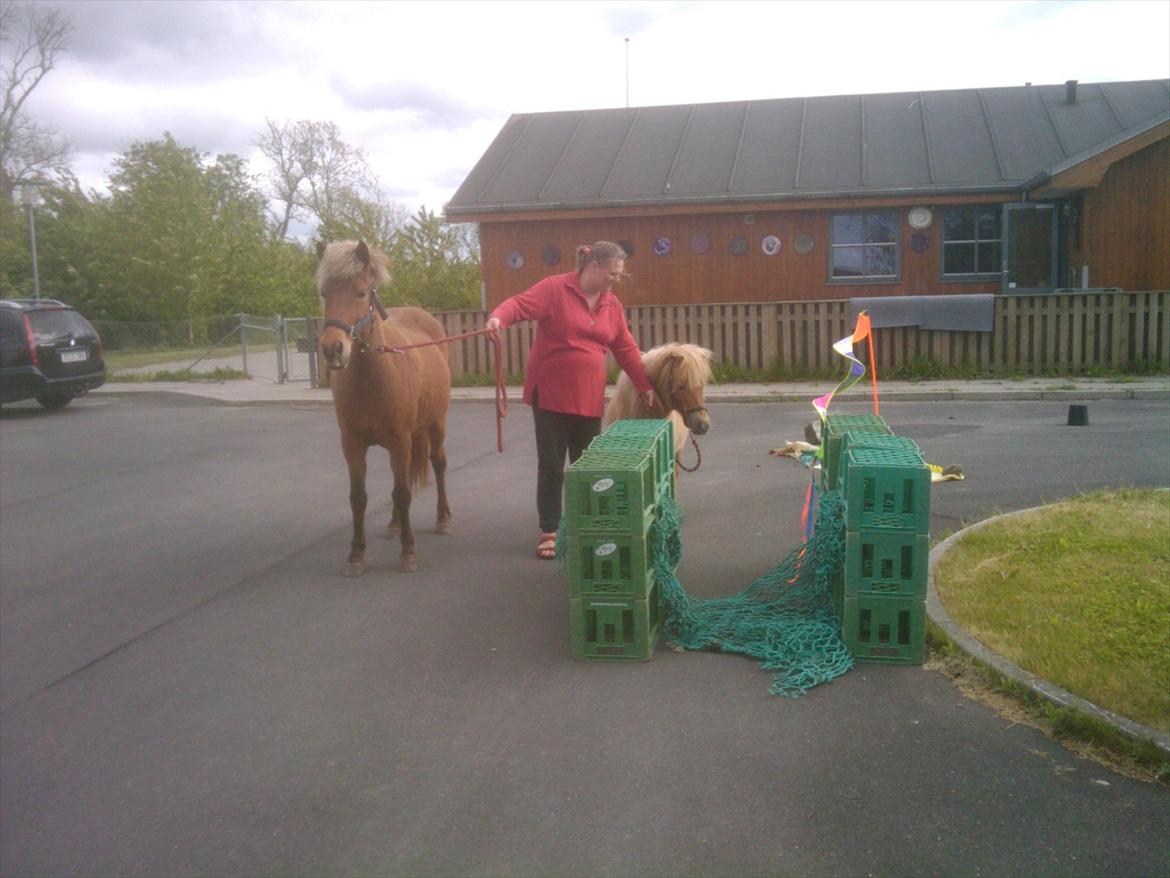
366,328,509,453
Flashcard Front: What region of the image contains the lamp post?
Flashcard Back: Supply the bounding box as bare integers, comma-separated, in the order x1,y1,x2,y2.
15,181,43,300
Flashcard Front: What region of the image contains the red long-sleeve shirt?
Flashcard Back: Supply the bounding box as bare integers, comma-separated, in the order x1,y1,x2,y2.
490,272,653,417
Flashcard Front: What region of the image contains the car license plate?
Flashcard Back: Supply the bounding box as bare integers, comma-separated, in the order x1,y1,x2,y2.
60,349,88,363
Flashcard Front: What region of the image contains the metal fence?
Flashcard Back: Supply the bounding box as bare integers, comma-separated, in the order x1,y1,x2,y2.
95,313,319,385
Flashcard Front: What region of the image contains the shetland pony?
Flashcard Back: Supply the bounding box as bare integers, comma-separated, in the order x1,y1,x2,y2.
603,343,714,475
317,240,452,574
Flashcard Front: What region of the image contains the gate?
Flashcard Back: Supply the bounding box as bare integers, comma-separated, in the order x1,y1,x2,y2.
277,317,318,386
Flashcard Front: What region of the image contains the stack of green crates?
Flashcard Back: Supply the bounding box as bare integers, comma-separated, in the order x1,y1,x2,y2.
837,433,931,664
820,413,892,490
563,419,674,662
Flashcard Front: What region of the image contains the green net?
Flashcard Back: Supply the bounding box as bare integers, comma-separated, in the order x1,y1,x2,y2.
555,482,854,697
648,486,853,698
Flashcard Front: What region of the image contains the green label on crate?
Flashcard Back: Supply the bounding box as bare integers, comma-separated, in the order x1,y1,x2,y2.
594,542,618,557
592,478,614,492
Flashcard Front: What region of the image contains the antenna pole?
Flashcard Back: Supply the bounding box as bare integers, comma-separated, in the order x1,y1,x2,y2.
625,37,630,107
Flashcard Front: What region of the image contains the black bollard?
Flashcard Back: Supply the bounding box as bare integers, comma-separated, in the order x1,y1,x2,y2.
1067,404,1089,426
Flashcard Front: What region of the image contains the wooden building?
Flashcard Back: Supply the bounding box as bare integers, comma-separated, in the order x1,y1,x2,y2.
445,79,1169,309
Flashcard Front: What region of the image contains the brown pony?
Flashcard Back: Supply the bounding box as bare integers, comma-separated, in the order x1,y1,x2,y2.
317,240,452,574
603,343,714,475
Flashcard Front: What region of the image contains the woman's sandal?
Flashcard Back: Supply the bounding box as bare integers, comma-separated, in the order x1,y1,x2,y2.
536,532,557,560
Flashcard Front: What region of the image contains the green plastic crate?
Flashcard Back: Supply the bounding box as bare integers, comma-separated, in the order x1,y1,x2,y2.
829,567,845,623
842,594,925,664
843,445,931,533
589,434,672,490
566,528,654,597
596,419,674,486
844,531,929,598
564,450,657,534
658,469,675,503
838,434,923,489
570,578,660,662
821,413,891,490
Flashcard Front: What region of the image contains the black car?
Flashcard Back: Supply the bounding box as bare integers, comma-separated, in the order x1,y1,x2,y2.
0,299,107,409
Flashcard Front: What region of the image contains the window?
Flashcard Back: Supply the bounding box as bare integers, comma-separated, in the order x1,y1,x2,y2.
942,206,1001,276
830,212,899,281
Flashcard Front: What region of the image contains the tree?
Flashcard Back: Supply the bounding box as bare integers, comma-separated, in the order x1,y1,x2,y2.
327,187,410,253
1,181,100,305
386,207,481,311
254,118,387,241
85,133,316,324
0,0,74,200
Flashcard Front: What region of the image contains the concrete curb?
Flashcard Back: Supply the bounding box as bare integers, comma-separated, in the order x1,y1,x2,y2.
927,505,1170,757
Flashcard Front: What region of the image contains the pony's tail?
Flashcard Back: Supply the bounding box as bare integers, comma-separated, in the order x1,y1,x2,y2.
410,431,431,491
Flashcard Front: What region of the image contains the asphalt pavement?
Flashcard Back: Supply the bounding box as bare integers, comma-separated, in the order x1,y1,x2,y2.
1,376,1168,877
96,371,1170,406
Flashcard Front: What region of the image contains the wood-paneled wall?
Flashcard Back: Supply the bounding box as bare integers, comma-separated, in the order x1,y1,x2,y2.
470,135,1170,307
478,201,1001,308
1073,138,1170,292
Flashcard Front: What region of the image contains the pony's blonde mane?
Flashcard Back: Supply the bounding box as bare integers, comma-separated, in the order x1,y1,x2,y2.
605,342,714,425
316,240,391,292
642,342,714,392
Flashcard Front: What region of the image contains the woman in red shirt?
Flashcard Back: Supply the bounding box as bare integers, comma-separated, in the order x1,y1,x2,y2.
486,241,658,559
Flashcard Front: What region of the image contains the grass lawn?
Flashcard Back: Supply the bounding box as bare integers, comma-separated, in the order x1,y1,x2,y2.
933,488,1170,735
104,345,275,371
108,367,249,383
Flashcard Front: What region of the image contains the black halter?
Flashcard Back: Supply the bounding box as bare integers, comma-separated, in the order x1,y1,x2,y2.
323,286,389,353
661,358,709,423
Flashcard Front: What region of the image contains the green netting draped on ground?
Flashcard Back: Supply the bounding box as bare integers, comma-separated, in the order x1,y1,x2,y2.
646,487,854,698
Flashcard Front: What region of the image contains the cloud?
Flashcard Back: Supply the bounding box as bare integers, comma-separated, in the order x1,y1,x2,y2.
46,0,292,83
331,79,496,131
29,73,259,160
603,4,665,37
13,0,1170,216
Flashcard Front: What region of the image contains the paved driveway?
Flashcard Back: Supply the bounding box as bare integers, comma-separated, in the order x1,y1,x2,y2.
2,394,1168,877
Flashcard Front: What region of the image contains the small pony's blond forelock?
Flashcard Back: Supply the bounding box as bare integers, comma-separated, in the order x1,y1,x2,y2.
643,342,714,388
316,241,391,292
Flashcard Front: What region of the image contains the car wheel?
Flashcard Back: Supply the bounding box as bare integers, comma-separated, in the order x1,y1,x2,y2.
36,392,73,410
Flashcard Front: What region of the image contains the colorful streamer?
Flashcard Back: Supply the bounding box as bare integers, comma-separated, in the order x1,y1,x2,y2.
800,472,818,543
812,311,873,424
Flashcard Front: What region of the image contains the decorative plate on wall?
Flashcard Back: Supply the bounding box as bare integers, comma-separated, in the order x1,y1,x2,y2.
690,233,710,255
618,239,636,258
793,233,815,255
911,232,929,253
761,235,782,256
505,250,525,270
908,206,933,230
729,236,749,256
541,246,561,266
653,236,672,256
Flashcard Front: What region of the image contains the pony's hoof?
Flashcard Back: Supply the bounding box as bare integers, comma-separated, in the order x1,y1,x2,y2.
386,522,400,536
398,555,418,573
435,519,452,535
342,561,364,577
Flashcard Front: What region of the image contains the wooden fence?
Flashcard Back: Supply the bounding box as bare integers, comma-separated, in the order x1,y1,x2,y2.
318,291,1168,384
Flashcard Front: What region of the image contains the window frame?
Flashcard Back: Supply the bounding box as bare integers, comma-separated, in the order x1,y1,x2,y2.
939,205,1003,282
827,210,902,285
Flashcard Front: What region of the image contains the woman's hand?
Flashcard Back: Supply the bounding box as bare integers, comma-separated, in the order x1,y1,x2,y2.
485,316,501,332
640,390,660,412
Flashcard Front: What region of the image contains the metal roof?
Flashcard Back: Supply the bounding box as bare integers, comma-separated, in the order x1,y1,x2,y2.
446,79,1170,217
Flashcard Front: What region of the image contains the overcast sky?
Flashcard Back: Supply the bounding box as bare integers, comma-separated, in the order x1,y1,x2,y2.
25,0,1170,219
